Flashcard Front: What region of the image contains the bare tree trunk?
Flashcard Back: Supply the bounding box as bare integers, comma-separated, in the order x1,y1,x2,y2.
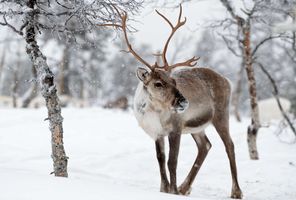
59,46,70,96
220,0,261,159
12,69,18,108
0,49,5,83
231,62,244,122
243,21,260,160
22,65,38,108
79,78,84,100
12,49,21,108
25,0,68,177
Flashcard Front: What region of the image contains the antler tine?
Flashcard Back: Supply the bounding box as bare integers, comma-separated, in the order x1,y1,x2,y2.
169,56,200,69
178,4,183,23
155,10,174,29
98,5,154,71
155,4,187,70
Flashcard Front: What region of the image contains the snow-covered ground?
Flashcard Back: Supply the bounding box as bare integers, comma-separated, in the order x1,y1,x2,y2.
0,108,295,200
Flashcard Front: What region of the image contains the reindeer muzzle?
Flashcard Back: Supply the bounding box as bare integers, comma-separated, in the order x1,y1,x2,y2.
173,91,189,113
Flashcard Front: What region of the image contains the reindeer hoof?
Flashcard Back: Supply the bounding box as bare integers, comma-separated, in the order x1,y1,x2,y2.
160,188,169,193
231,189,243,199
160,182,169,193
160,186,169,193
168,186,179,195
178,186,192,196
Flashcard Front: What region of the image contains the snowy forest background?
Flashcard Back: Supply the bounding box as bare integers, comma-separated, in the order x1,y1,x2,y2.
0,0,295,112
1,0,296,200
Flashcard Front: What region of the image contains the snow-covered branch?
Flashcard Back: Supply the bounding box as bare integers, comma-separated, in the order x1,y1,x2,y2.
0,0,143,41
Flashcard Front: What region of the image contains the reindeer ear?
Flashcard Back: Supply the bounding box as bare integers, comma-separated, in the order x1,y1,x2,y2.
136,67,149,83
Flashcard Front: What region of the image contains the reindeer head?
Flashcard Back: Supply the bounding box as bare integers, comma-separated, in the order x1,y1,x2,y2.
136,67,188,113
100,5,198,113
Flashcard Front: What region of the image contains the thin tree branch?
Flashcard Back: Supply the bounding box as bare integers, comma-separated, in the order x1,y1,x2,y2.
203,18,235,29
0,11,25,16
217,32,242,57
252,34,286,57
56,0,75,10
220,0,237,19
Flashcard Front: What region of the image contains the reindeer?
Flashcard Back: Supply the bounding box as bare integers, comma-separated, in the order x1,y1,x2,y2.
100,5,243,199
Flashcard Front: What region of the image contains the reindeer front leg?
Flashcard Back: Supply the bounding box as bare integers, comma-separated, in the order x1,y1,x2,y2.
167,132,181,194
155,137,169,193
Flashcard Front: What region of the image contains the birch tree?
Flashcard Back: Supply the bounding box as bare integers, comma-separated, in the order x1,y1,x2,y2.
0,0,142,177
219,0,261,160
218,0,294,159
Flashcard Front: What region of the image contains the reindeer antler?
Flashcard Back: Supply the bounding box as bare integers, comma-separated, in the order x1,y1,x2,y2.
170,56,199,69
98,5,154,71
155,4,199,71
98,4,199,73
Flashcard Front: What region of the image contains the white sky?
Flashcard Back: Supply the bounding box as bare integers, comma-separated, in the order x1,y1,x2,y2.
128,0,228,59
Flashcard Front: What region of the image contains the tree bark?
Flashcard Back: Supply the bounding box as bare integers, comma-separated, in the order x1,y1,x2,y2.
25,0,68,177
242,20,260,160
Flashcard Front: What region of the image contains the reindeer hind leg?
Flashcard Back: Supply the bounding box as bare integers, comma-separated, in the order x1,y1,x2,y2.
213,114,243,199
178,131,211,195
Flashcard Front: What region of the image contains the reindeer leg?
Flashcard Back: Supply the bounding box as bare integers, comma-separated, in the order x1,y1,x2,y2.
178,131,211,195
213,117,243,199
167,133,181,194
155,137,169,193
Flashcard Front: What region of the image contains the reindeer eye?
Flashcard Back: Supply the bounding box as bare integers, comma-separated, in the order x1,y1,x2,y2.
154,82,163,88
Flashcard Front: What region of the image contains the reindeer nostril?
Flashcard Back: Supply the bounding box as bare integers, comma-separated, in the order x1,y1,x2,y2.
178,95,185,103
177,98,189,112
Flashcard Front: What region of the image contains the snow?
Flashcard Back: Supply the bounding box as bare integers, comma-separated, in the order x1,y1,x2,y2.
0,108,295,200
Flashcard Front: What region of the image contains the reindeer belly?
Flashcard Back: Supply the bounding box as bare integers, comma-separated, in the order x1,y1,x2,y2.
181,108,213,134
182,122,210,134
